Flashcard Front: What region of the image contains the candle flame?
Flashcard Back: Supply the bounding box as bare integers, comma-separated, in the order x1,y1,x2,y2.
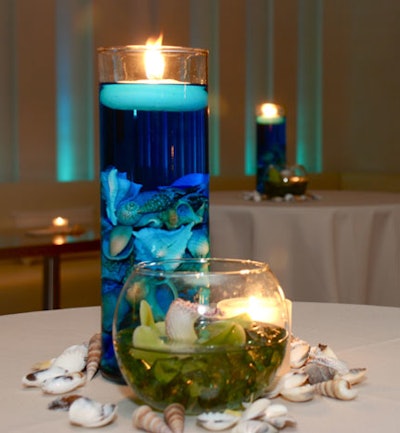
144,35,165,80
261,103,279,118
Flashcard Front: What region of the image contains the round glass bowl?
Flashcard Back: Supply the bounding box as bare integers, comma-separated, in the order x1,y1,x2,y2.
113,258,289,414
265,164,308,197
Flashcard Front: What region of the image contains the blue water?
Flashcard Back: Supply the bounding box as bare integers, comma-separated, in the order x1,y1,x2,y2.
99,83,210,381
256,122,286,193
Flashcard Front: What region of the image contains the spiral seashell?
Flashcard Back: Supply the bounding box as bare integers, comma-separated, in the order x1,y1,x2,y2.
132,405,173,433
314,378,358,400
86,332,101,381
139,190,177,214
116,200,140,225
164,403,185,433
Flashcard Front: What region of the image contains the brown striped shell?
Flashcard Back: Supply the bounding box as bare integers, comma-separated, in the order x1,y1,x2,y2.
86,332,101,381
164,403,185,433
133,405,173,433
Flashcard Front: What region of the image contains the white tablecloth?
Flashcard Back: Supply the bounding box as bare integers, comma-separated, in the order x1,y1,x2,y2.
2,304,400,433
209,190,400,307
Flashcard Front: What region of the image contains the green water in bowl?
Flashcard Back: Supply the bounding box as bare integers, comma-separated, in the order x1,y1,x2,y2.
115,324,288,414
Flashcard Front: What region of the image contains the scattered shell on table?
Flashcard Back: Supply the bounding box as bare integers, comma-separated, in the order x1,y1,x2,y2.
314,378,358,401
22,332,101,394
52,343,88,373
41,371,86,395
69,396,117,428
197,411,240,431
22,365,67,388
86,332,101,381
232,419,278,433
133,405,173,433
289,338,310,369
339,367,367,385
48,394,83,411
241,398,271,421
279,384,315,402
164,403,185,433
198,398,295,432
265,337,367,403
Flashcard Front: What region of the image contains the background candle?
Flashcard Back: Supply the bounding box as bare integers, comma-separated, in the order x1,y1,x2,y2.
52,216,69,228
256,103,286,193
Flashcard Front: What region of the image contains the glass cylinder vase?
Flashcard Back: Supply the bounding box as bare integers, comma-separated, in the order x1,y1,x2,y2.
98,45,210,381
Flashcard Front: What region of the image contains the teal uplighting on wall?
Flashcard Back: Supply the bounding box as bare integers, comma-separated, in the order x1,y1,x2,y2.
56,0,94,182
244,0,275,176
296,0,323,173
190,0,220,176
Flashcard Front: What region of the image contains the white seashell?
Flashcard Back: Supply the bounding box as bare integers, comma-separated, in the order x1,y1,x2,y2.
265,415,297,429
265,371,308,398
197,411,240,431
48,394,83,411
41,371,86,395
69,396,117,427
264,404,288,419
290,339,310,369
314,378,358,401
164,403,185,433
310,343,338,359
241,398,271,421
308,356,349,376
280,384,315,402
165,299,200,343
133,405,173,433
52,343,88,373
304,362,335,384
232,420,278,433
86,333,101,381
22,366,67,387
339,367,367,385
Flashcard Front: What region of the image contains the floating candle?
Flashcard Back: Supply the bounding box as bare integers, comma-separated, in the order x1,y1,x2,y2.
100,83,208,111
217,296,287,327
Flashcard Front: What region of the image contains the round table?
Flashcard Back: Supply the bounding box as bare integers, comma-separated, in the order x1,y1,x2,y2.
2,303,399,432
210,190,400,307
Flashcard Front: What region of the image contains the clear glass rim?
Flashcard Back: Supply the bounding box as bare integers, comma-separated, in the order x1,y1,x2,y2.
133,257,271,276
97,45,208,55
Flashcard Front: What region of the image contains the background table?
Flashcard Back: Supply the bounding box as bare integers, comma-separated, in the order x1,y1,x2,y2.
0,230,100,310
2,303,399,433
209,190,400,307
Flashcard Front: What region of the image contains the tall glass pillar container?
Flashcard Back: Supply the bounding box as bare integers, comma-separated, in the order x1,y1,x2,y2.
98,44,210,381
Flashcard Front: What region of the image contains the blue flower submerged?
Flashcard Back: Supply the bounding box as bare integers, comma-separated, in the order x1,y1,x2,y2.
100,166,210,333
